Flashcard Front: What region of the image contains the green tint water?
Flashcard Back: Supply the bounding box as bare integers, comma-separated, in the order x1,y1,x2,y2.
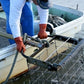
0,12,6,19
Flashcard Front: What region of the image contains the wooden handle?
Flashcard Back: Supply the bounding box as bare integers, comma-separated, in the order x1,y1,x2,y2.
0,31,14,40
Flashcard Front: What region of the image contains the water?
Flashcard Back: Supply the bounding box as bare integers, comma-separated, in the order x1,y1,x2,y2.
52,0,84,11
0,12,6,19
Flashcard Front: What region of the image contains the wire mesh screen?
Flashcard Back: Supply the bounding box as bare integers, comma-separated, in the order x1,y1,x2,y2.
7,39,84,84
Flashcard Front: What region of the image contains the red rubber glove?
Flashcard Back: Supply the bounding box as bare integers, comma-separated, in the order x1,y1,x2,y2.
14,37,26,53
38,24,48,39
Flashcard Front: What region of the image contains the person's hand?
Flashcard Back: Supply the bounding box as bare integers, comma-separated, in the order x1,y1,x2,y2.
14,37,26,53
38,24,48,39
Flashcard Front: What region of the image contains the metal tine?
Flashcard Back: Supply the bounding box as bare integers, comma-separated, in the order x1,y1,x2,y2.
23,33,27,43
25,40,43,48
26,34,42,43
23,33,42,48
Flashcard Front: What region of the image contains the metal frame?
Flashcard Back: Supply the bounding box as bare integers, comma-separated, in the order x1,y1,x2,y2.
0,32,80,71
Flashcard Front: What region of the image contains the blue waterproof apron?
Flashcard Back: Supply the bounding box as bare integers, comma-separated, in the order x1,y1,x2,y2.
0,0,34,44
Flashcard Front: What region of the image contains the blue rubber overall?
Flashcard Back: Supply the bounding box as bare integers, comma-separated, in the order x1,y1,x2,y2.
0,0,34,44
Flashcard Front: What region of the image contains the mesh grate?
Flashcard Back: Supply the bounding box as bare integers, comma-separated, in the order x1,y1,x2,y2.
7,39,84,84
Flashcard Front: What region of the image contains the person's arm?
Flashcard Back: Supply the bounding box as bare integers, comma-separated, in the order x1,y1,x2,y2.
37,5,49,39
9,0,26,52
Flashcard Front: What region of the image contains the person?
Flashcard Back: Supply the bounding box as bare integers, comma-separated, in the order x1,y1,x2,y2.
0,0,50,53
